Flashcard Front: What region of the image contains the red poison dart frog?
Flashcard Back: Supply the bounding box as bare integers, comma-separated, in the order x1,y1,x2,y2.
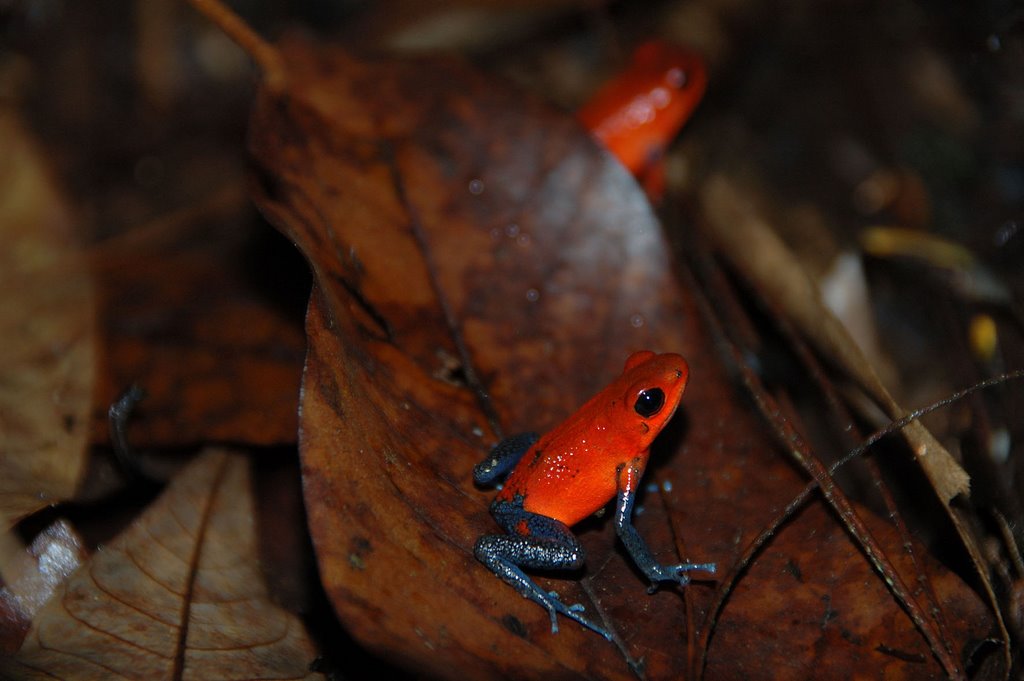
474,351,716,639
577,41,707,198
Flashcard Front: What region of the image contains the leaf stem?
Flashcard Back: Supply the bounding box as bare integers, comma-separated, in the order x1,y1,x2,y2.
185,0,287,93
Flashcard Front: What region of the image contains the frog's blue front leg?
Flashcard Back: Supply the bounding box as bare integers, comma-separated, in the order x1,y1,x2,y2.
473,432,538,485
474,497,612,640
615,461,716,585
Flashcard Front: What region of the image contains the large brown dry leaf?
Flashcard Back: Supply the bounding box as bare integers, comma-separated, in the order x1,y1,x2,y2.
0,109,94,526
244,33,993,679
3,449,321,680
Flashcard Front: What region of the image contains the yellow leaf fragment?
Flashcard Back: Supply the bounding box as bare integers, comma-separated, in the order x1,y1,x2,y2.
0,109,94,525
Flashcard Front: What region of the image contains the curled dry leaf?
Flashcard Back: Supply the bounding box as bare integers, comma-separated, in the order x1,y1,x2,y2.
0,520,86,653
0,109,94,526
4,449,321,680
240,29,994,679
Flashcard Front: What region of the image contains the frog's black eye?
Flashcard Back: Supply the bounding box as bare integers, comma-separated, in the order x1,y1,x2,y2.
634,388,665,418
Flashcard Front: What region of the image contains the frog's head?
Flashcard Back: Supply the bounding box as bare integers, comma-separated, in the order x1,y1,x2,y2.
619,350,689,448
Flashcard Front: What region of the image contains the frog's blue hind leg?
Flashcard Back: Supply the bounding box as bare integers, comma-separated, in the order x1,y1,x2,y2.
474,497,612,640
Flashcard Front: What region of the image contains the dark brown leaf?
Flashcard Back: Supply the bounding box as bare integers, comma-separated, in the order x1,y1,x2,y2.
90,186,307,449
705,495,989,680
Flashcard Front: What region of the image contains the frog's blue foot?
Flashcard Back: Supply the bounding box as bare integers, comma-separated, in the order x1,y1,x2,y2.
543,590,612,641
475,538,611,640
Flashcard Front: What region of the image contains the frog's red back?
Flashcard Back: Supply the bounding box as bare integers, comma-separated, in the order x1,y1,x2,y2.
497,351,689,527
